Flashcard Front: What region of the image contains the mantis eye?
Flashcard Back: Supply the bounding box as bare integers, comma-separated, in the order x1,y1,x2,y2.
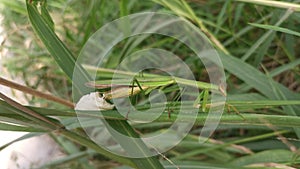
97,92,104,98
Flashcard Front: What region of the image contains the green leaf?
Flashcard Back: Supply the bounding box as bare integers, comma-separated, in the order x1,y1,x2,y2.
38,150,94,169
0,133,42,151
4,98,300,129
0,122,42,132
230,149,297,166
236,0,300,12
249,23,300,37
269,58,300,77
40,0,54,31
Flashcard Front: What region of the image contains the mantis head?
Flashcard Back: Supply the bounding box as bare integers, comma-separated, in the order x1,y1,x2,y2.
75,92,114,111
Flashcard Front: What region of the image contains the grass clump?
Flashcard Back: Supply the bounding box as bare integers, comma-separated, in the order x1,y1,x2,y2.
0,0,299,168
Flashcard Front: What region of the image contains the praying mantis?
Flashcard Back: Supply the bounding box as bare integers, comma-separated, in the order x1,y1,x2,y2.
84,71,300,119
85,72,227,118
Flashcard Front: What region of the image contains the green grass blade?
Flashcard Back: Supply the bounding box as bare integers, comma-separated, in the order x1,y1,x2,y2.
38,150,94,169
40,0,54,31
249,23,300,37
0,92,61,130
11,107,300,129
236,0,300,12
0,133,42,151
269,58,300,77
230,149,297,166
0,122,42,132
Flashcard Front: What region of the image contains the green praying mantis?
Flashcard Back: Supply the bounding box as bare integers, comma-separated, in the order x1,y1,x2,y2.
84,69,300,119
85,71,228,118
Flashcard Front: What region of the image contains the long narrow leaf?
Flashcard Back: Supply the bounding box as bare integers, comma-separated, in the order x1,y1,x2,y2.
249,23,300,37
3,101,300,128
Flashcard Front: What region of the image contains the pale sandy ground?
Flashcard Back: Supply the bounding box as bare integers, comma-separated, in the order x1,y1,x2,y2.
0,77,64,168
0,18,63,168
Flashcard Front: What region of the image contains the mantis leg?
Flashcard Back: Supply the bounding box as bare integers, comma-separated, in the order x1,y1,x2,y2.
166,87,186,118
138,71,144,78
167,106,173,119
133,76,144,93
226,103,245,120
193,89,210,112
172,87,185,102
193,89,209,112
193,90,204,108
126,75,145,119
201,89,209,112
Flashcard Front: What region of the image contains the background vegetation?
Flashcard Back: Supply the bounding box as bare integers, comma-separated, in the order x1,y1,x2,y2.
0,0,300,168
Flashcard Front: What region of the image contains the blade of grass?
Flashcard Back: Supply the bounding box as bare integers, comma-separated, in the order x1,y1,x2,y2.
0,122,42,132
172,130,290,161
38,150,94,169
0,91,62,130
214,0,230,35
230,149,297,166
0,76,74,108
0,132,42,151
10,107,300,129
0,115,46,130
236,0,300,12
249,23,300,37
269,58,300,77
